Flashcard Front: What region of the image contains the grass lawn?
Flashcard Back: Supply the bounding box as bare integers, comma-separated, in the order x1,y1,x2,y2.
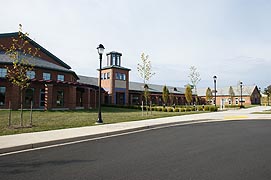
0,107,206,136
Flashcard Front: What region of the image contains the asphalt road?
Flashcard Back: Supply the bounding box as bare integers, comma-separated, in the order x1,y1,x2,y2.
1,120,271,180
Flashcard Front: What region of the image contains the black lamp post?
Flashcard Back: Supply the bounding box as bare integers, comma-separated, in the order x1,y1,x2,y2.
240,81,243,108
96,44,105,124
213,76,217,107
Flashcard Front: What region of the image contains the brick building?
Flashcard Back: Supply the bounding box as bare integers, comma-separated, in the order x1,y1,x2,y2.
197,86,261,106
0,32,99,110
0,31,204,110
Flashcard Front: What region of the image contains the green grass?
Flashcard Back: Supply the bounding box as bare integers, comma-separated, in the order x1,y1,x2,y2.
0,107,206,136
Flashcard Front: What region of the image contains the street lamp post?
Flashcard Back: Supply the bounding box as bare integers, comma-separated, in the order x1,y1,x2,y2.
213,76,217,107
240,81,243,108
96,44,105,124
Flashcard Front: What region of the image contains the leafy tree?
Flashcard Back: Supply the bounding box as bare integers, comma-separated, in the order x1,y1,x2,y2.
162,85,169,106
137,53,155,114
185,85,193,105
188,66,201,95
205,87,212,105
0,24,38,127
228,86,235,106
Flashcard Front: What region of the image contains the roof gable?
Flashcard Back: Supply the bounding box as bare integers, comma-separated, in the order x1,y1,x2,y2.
0,32,71,69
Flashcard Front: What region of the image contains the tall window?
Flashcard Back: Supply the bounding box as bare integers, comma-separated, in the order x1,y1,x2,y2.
116,56,120,66
107,72,110,79
0,68,7,78
26,71,35,79
112,54,116,65
0,87,6,106
57,74,64,81
40,89,45,107
56,90,64,107
25,88,34,106
43,73,51,80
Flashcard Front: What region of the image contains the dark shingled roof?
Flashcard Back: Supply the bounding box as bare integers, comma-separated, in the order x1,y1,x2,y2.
0,32,71,69
0,52,78,78
77,75,186,94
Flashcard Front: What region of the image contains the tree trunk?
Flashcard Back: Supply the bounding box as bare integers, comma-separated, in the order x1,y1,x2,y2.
30,101,33,127
8,101,11,127
20,90,23,127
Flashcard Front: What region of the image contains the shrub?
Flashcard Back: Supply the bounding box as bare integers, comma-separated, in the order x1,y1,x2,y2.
158,107,163,112
162,108,167,112
186,107,191,112
198,106,203,111
167,107,173,112
209,106,218,112
174,108,180,112
180,108,186,112
191,106,196,111
204,106,210,111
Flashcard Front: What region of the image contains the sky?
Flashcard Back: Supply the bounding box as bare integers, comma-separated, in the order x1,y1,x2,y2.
1,0,271,90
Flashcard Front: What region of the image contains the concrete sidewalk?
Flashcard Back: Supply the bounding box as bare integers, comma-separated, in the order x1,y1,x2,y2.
1,106,271,155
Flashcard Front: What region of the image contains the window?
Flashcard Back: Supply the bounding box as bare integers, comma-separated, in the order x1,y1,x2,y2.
25,88,34,106
26,71,35,79
0,68,7,78
116,56,120,66
228,98,232,105
107,72,110,79
115,72,126,80
43,73,51,80
0,87,6,106
57,74,64,81
112,54,116,65
235,98,239,105
40,89,45,107
56,90,64,107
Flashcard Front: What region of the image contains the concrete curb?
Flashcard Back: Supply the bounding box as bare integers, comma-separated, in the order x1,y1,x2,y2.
0,119,216,155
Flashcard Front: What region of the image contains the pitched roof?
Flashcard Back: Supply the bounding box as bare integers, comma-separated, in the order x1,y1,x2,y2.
77,75,186,94
0,32,71,69
129,81,186,94
0,52,72,73
197,85,258,97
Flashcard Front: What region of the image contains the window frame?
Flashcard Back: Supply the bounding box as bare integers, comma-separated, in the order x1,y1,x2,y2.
0,68,7,78
43,72,51,80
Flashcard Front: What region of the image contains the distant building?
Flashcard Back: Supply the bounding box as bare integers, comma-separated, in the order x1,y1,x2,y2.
197,86,261,106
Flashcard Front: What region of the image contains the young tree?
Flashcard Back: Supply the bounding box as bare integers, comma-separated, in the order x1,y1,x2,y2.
264,85,271,106
205,87,212,105
137,53,155,113
162,85,169,106
228,86,235,106
185,85,193,105
1,24,38,127
188,66,201,95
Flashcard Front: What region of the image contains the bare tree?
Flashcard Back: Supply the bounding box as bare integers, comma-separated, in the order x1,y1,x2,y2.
137,53,155,114
188,66,201,95
205,87,212,105
228,86,235,106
